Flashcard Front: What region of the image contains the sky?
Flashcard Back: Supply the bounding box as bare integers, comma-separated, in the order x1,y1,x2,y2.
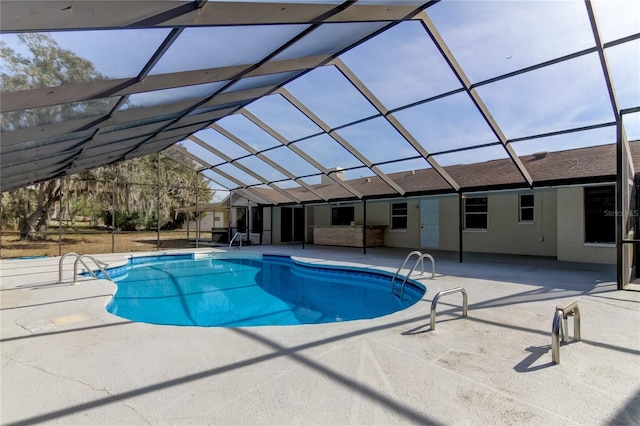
1,0,639,197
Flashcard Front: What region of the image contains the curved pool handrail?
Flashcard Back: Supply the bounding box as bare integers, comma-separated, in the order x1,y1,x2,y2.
59,252,81,283
552,301,581,364
229,232,243,249
392,251,435,299
72,255,112,284
430,287,467,330
391,251,422,296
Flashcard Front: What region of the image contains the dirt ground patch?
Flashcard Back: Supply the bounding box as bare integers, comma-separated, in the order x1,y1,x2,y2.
0,229,202,259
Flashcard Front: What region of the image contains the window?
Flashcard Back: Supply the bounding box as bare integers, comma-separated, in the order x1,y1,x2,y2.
251,206,263,233
584,186,615,244
519,194,534,222
236,207,247,232
331,206,354,226
464,197,488,230
391,202,408,230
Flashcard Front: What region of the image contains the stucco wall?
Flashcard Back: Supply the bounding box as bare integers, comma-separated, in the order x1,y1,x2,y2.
311,204,331,227
460,191,558,257
309,201,421,248
369,199,421,248
437,196,460,251
416,192,557,256
262,207,272,245
271,206,282,245
301,188,614,265
556,186,615,264
310,193,558,258
310,203,369,227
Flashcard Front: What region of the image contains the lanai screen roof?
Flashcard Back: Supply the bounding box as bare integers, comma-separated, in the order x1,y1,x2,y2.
1,0,639,205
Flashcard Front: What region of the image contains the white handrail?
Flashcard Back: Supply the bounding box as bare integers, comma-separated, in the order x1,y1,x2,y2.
229,232,242,249
72,255,112,284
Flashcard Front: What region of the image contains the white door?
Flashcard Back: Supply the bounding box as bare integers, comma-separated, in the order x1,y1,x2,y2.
420,199,439,248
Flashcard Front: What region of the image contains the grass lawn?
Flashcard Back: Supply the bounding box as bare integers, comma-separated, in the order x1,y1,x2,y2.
0,228,205,259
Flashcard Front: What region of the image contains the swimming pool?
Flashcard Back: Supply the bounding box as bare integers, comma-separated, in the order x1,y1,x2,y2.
104,252,425,327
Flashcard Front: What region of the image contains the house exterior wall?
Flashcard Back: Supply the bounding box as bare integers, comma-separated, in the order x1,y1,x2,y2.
306,205,314,243
309,192,559,257
434,196,459,251
262,207,273,245
185,210,227,240
271,206,282,245
186,214,213,233
460,191,558,257
367,199,420,248
556,186,615,264
371,192,558,257
311,204,331,227
237,185,616,265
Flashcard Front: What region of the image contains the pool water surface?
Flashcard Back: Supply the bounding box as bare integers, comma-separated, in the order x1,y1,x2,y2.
105,254,425,327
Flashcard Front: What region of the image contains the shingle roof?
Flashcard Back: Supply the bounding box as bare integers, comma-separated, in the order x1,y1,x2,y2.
245,141,636,204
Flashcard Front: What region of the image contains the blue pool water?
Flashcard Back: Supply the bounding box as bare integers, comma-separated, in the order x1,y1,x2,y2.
105,253,425,327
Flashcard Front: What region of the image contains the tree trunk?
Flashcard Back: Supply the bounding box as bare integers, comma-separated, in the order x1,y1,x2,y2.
18,180,62,240
19,209,40,240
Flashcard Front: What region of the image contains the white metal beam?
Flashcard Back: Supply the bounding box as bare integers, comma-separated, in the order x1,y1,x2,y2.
1,1,426,32
331,58,461,192
416,11,534,188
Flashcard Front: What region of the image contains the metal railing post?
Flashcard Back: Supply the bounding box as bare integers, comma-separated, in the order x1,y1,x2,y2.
430,287,468,330
58,252,80,283
552,301,581,364
72,255,112,284
229,232,242,249
392,251,436,299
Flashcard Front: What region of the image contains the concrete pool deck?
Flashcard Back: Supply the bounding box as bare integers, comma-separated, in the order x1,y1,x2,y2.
1,245,639,425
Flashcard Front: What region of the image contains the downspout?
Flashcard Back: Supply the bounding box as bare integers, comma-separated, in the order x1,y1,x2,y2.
111,181,116,253
228,191,233,243
616,119,623,289
58,180,64,256
459,193,464,263
156,153,161,251
195,170,199,249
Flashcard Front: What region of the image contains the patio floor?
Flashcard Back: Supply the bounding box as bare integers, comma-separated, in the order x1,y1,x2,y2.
1,245,639,425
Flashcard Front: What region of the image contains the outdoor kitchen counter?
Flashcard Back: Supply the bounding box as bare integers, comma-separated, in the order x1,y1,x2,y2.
312,225,386,248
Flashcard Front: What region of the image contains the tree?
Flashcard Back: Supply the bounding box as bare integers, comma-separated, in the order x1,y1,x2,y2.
1,33,110,239
1,34,212,239
1,33,110,131
72,151,212,230
3,181,63,239
2,152,212,239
